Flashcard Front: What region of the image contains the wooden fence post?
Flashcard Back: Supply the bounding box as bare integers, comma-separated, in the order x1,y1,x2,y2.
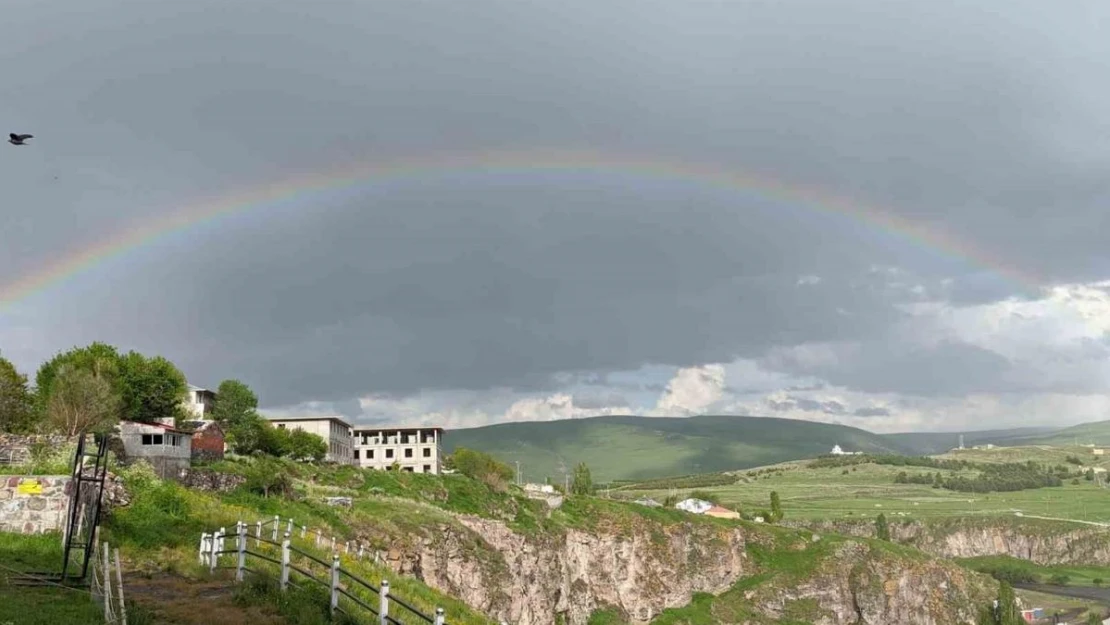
330,554,340,615
272,515,279,541
434,607,445,625
281,533,291,591
379,579,390,625
102,541,112,622
114,547,128,625
237,522,247,582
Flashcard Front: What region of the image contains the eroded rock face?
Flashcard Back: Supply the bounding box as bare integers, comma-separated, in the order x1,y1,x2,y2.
360,514,994,625
784,519,1110,566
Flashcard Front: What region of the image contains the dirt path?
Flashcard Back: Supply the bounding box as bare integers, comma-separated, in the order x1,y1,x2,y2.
124,571,288,625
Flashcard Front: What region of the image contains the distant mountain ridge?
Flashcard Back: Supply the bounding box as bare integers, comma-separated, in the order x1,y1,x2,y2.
442,414,1107,483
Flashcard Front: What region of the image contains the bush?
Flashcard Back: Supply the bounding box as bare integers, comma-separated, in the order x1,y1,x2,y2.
1050,574,1071,586
689,490,722,505
449,448,514,491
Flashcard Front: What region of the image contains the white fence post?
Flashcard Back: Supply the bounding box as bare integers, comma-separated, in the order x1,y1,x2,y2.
281,533,291,591
301,524,307,539
237,522,247,582
344,541,349,554
255,520,262,546
379,579,390,625
286,518,294,535
358,544,364,560
330,554,340,615
272,515,279,541
209,528,221,573
434,607,445,625
114,547,128,625
199,532,209,566
330,536,336,551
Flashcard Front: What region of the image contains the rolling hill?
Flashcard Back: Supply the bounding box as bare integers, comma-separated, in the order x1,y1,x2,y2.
882,426,1056,455
1004,419,1110,447
443,414,912,483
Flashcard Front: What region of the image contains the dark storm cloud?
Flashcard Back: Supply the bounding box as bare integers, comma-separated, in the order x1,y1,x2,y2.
3,0,1110,408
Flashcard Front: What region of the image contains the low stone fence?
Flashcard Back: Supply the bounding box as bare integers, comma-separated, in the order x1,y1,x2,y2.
0,434,73,465
0,475,72,533
176,468,247,492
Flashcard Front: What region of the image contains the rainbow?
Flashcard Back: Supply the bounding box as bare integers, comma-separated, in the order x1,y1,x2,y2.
0,148,1042,309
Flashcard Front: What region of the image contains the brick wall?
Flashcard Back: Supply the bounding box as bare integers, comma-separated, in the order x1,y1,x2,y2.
191,429,225,461
0,475,73,534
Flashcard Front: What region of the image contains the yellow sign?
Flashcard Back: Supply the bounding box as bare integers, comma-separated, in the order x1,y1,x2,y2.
16,479,43,495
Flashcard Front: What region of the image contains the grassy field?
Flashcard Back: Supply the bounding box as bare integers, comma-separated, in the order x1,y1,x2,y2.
616,456,1110,522
0,533,112,625
445,414,911,483
957,555,1110,587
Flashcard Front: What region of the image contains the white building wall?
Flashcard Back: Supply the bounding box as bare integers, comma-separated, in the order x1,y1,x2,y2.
269,418,353,464
352,427,443,474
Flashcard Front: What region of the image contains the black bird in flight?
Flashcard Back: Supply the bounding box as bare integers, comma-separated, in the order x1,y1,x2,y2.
9,133,33,145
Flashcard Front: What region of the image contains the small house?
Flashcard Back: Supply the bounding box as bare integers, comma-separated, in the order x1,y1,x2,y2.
704,505,740,519
183,420,226,462
119,418,193,479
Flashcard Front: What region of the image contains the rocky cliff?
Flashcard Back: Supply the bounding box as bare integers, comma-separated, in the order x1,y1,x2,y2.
357,505,996,625
784,518,1110,566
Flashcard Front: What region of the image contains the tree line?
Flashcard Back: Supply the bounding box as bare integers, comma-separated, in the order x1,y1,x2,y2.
810,453,1081,494
0,343,326,462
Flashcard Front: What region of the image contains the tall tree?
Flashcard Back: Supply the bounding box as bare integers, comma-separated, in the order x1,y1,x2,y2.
875,513,891,541
212,379,258,425
287,429,327,462
46,366,121,436
0,355,37,433
35,342,123,413
571,462,593,495
770,491,783,522
117,352,188,424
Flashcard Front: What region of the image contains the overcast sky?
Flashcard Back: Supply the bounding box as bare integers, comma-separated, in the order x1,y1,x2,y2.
2,0,1110,433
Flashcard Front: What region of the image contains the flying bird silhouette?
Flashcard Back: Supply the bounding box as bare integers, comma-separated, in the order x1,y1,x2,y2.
9,133,33,146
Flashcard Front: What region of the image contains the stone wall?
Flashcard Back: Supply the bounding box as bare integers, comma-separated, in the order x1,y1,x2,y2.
0,435,73,466
175,468,246,492
0,475,72,534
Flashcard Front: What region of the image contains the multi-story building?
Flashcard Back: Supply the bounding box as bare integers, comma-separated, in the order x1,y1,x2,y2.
185,384,218,419
351,426,444,474
267,416,354,464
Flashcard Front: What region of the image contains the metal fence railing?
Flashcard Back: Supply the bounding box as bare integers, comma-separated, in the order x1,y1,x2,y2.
200,517,509,625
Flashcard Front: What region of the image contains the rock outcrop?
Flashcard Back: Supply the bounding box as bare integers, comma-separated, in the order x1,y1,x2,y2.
784,518,1110,566
359,512,996,625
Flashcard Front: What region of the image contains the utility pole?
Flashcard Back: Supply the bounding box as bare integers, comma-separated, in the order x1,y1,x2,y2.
515,461,521,486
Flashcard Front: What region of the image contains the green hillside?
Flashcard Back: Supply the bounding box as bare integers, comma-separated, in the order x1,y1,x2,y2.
1008,420,1110,447
443,415,911,483
882,427,1055,455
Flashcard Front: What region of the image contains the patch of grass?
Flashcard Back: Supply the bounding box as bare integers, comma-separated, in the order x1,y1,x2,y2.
620,454,1110,522
956,555,1110,587
588,607,629,624
0,532,106,625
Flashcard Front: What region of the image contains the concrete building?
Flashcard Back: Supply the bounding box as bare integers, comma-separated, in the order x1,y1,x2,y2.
185,384,217,419
351,426,444,474
267,416,354,464
119,418,193,478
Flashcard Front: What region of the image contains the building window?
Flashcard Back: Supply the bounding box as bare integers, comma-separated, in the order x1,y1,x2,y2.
141,434,164,446
385,449,394,459
368,450,374,459
404,448,413,458
354,450,360,460
423,448,431,458
278,424,286,429
423,465,431,473
402,466,414,473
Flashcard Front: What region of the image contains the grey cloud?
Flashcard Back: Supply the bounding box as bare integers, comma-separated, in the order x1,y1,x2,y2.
854,407,892,418
3,0,1110,411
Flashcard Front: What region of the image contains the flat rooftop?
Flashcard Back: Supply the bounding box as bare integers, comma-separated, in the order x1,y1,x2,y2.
351,425,445,433
265,415,354,429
